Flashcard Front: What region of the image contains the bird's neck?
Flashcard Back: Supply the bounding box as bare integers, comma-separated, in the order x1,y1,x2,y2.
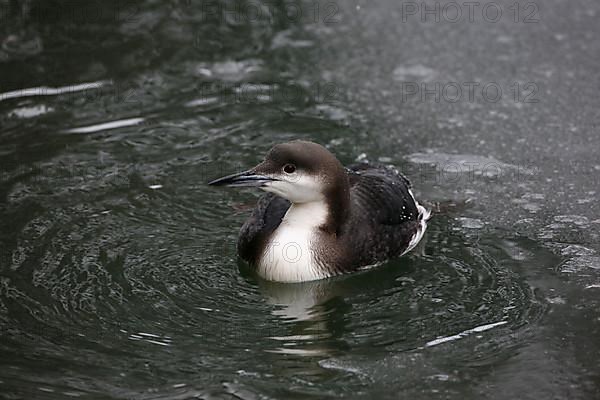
284,195,350,236
282,201,330,230
280,168,352,234
323,176,351,235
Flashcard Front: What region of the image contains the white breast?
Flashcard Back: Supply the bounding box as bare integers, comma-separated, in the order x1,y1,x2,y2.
257,201,329,282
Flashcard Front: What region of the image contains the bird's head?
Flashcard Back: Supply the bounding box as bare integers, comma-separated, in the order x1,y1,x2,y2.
209,140,347,204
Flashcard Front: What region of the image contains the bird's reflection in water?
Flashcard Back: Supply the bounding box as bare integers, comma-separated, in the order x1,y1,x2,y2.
239,257,415,359
257,277,351,357
236,256,352,357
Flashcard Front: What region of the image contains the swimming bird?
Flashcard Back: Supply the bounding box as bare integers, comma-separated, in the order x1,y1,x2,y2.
209,141,430,282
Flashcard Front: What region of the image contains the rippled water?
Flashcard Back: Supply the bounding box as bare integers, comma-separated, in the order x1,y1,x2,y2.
1,1,599,398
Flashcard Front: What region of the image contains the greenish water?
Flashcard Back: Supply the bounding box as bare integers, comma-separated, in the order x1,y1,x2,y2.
1,1,599,398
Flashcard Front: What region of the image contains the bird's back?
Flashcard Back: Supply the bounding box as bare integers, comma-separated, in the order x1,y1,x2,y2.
339,163,424,268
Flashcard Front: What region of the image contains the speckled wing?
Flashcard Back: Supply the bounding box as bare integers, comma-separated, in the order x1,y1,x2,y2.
237,193,290,265
343,163,421,264
347,163,419,224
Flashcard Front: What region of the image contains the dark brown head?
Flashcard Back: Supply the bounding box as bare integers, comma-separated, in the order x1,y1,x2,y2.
209,141,351,228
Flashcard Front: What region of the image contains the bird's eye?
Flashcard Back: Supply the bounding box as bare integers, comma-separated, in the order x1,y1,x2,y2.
283,164,296,174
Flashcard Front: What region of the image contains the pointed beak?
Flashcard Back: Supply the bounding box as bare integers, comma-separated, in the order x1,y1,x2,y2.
208,169,277,188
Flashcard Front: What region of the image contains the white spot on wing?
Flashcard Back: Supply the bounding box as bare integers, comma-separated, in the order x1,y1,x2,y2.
402,189,431,255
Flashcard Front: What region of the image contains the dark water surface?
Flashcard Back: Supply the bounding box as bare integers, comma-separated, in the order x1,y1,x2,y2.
1,0,599,398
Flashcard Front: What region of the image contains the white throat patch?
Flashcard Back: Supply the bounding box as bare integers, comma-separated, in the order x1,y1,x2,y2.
261,174,325,204
257,201,329,282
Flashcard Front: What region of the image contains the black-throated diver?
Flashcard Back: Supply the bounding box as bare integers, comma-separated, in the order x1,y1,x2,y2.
209,141,431,283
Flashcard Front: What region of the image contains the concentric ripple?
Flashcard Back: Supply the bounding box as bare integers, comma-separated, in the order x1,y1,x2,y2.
1,183,549,398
